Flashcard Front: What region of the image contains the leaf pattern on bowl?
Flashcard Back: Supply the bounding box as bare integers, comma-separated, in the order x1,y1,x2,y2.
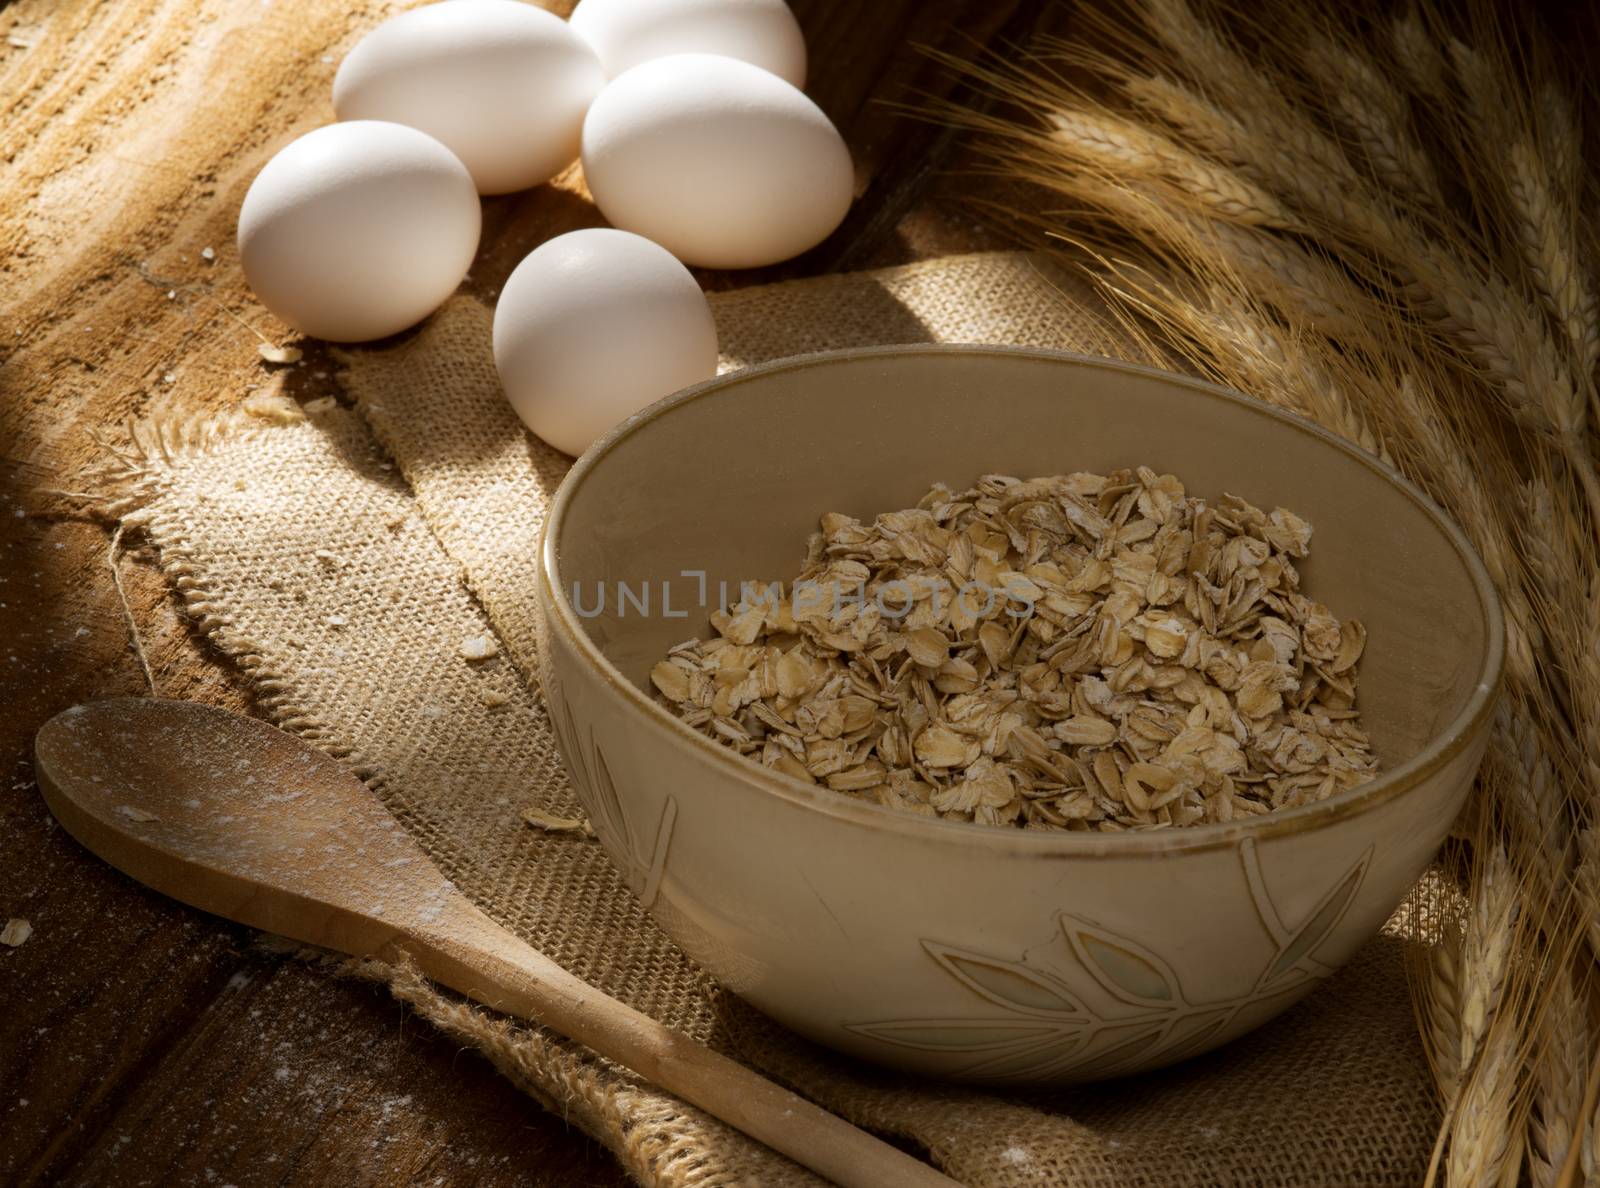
922,942,1088,1019
1063,921,1180,1008
845,837,1375,1080
548,688,677,910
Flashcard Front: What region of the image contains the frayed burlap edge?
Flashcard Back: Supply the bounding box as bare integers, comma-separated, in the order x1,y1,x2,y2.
89,402,823,1188
94,406,362,755
274,941,792,1188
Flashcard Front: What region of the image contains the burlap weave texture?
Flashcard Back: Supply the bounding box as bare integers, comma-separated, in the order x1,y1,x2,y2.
110,251,1437,1186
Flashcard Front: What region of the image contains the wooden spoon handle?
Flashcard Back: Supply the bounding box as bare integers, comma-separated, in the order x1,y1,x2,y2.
405,905,957,1188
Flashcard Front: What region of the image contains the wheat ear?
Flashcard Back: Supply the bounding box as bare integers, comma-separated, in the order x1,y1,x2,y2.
1447,1014,1526,1188
1299,28,1444,210
1528,964,1589,1188
1458,841,1517,1080
1388,7,1450,102
1042,110,1298,229
1419,914,1467,1107
1505,140,1600,385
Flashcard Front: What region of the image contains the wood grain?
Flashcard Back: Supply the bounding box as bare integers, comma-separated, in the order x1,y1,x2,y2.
34,698,956,1188
0,0,1037,1183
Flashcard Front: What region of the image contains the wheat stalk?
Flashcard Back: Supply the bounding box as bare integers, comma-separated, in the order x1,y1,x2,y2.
1297,28,1445,211
1042,109,1299,229
934,5,1600,1180
1141,2,1600,532
995,7,1600,538
1577,830,1600,964
1506,140,1599,384
1457,842,1517,1077
1448,1015,1526,1188
1009,140,1371,341
1509,455,1600,815
1584,1054,1600,1187
952,20,1591,459
1418,906,1467,1107
1446,34,1599,406
1528,964,1588,1188
1494,702,1572,880
1389,7,1449,103
1426,800,1537,1188
1070,238,1395,458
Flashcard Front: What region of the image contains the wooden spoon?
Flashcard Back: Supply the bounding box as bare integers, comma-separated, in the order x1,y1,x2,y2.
34,698,956,1188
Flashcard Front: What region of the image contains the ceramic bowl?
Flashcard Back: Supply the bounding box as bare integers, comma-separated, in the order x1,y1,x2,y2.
535,346,1502,1085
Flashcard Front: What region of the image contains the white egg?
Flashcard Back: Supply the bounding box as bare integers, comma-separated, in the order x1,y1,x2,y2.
581,54,852,269
569,0,806,87
333,0,605,195
237,121,480,343
493,229,718,456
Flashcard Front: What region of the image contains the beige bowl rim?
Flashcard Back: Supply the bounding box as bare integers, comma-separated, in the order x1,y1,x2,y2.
538,344,1504,858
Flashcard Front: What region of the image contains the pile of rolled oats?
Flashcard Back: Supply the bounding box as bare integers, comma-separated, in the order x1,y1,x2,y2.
650,469,1378,831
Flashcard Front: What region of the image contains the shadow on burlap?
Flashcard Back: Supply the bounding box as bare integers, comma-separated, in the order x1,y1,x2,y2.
101,251,1440,1186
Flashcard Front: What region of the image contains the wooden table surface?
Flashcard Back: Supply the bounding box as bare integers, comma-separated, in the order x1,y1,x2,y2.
0,1,1055,1182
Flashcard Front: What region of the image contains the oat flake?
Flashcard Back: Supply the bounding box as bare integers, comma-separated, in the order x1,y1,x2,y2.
460,634,499,661
652,469,1377,831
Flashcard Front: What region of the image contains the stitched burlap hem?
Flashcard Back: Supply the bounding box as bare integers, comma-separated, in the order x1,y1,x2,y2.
99,251,1440,1187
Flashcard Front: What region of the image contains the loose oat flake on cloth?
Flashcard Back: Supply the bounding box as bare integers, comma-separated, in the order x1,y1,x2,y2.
100,252,1437,1187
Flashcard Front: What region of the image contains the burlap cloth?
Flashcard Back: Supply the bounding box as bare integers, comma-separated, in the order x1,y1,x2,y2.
103,252,1437,1186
